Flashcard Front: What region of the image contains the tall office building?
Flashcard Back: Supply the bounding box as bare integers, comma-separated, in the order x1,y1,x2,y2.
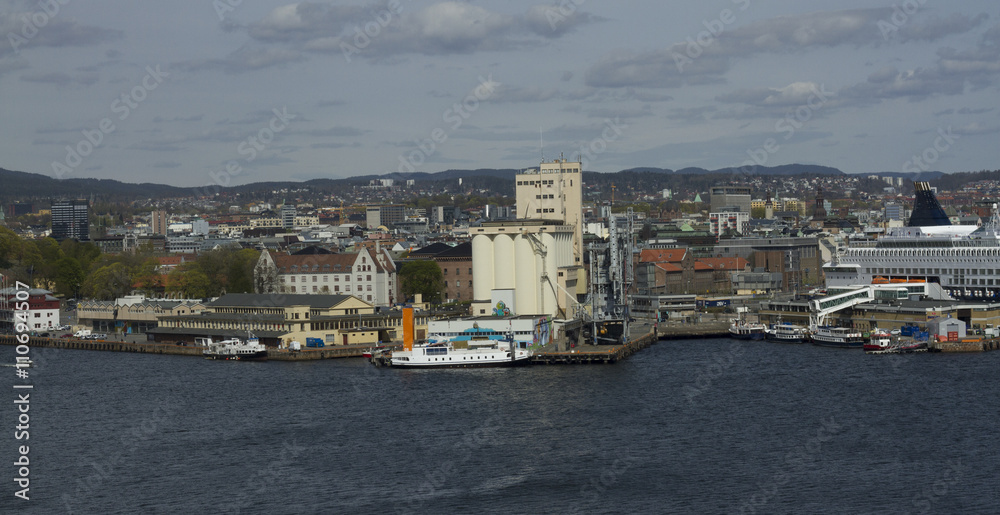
280,204,296,229
515,159,584,264
365,204,405,229
709,186,752,214
51,199,90,241
151,210,168,235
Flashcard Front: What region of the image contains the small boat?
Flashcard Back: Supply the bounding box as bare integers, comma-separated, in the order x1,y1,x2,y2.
198,332,268,361
766,322,808,344
864,330,897,354
811,326,865,348
390,337,531,368
362,345,388,359
728,318,767,340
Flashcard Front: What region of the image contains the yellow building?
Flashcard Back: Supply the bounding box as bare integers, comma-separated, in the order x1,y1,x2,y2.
149,293,428,346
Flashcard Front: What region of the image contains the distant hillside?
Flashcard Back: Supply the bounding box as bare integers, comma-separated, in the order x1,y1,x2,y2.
0,167,190,202
623,164,844,176
6,163,995,206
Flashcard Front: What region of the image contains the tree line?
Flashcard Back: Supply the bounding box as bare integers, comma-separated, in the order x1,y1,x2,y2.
0,226,258,300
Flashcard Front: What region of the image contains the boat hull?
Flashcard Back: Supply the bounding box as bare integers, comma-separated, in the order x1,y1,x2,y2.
810,338,864,349
389,356,531,369
766,335,806,344
728,329,766,341
204,351,269,361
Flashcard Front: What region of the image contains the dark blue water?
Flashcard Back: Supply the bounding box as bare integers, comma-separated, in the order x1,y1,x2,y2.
2,339,997,514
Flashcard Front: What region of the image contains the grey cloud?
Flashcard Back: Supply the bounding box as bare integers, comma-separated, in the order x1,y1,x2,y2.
958,107,994,115
584,105,653,119
0,10,122,59
128,141,187,152
310,142,363,149
0,56,29,78
953,122,1000,135
175,46,305,74
248,2,599,59
522,4,602,38
585,9,989,89
152,161,182,169
299,126,368,137
152,115,204,123
898,13,989,42
20,70,98,87
666,105,717,123
716,82,831,107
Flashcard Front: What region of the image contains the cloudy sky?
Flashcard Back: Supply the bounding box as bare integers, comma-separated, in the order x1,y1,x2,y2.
1,1,999,188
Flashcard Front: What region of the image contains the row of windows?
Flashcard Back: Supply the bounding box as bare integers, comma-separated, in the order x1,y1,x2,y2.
518,179,555,186
284,284,373,293
951,278,998,285
286,275,373,283
535,208,555,213
865,267,997,275
535,194,555,199
442,268,473,275
285,263,376,273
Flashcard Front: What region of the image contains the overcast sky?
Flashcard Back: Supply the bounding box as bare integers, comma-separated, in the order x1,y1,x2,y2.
1,1,998,188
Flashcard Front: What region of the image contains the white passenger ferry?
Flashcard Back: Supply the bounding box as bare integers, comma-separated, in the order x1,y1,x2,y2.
390,338,531,368
197,332,268,361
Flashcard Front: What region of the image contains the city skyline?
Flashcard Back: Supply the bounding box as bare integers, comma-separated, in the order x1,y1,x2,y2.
1,1,999,188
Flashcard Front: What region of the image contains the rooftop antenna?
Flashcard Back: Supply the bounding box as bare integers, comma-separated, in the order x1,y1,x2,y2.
540,126,544,163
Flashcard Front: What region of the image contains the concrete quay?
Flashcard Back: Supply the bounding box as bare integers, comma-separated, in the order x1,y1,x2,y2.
0,335,372,360
929,339,1000,353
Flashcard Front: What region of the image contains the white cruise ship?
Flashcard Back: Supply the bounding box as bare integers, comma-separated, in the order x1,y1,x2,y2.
824,182,1000,300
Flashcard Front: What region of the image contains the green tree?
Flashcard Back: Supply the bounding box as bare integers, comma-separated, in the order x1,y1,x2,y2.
54,257,85,297
398,260,444,303
167,264,212,298
0,226,22,269
82,262,133,300
225,248,260,294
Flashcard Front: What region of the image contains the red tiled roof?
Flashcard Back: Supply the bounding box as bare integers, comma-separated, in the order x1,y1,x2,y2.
639,248,687,263
655,263,683,273
157,256,184,266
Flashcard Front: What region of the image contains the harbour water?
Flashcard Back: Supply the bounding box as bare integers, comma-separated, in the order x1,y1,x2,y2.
3,338,998,514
